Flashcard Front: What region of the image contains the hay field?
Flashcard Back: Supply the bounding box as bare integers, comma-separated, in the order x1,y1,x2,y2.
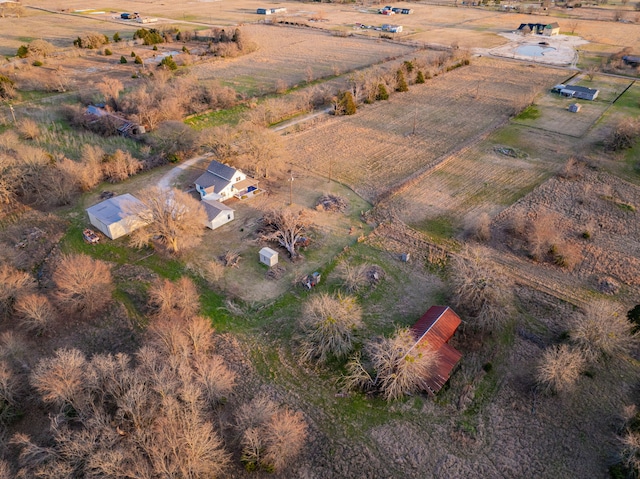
285,57,568,203
408,28,509,49
0,8,140,56
189,24,417,95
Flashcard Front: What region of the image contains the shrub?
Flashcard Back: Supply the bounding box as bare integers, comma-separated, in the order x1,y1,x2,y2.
536,344,585,394
120,55,127,64
52,254,113,318
134,28,164,45
0,74,17,100
104,48,112,56
570,301,638,362
159,55,177,70
366,328,440,401
16,45,28,58
134,55,143,65
32,60,43,67
337,262,370,293
153,45,158,51
298,293,363,362
131,51,136,57
376,83,389,101
416,70,426,84
605,118,640,151
627,304,640,331
112,32,121,42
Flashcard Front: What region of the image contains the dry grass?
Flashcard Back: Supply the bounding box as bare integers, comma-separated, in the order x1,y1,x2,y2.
190,24,416,95
287,57,566,203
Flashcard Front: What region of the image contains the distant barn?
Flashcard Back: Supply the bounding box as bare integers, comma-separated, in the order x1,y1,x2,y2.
410,306,463,395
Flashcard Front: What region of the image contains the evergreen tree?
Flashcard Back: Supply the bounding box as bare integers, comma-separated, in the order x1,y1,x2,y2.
376,83,389,101
338,91,357,115
396,70,409,92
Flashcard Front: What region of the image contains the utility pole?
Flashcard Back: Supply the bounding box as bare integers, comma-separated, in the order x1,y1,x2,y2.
412,106,417,135
8,104,16,124
288,172,294,205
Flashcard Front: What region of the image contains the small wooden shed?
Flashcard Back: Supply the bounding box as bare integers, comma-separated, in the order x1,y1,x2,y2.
568,103,581,113
259,247,278,267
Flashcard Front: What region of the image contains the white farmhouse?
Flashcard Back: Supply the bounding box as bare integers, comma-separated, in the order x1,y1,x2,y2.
195,160,259,202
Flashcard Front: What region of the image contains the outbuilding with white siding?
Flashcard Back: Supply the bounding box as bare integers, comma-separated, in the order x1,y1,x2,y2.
86,194,149,240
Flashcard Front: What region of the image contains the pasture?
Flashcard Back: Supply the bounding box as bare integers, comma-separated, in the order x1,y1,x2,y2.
190,24,418,96
285,57,568,203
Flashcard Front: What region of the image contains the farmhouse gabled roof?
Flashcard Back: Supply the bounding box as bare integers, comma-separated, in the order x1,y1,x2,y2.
195,171,231,193
206,160,237,181
411,306,463,394
86,193,145,225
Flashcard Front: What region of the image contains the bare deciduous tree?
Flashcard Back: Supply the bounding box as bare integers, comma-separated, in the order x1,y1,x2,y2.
263,409,307,472
14,293,57,335
260,209,310,258
449,249,513,332
236,397,307,472
367,328,440,402
237,122,286,179
148,276,200,319
570,301,638,362
52,254,113,318
96,78,123,111
0,264,35,317
101,149,142,183
128,187,207,254
536,344,585,394
298,293,363,362
30,348,88,413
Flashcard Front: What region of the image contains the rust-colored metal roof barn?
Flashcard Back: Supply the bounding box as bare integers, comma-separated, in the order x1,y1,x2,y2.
410,306,463,395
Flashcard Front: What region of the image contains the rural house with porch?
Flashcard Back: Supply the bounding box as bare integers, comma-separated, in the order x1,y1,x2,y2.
195,159,259,202
410,306,463,395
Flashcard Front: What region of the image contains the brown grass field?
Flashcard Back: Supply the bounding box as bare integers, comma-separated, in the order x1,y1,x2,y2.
285,57,568,203
1,2,640,478
190,24,417,95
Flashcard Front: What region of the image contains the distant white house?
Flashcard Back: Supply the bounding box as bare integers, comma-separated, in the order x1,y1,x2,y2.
259,247,278,267
195,160,259,202
553,84,599,101
202,198,234,230
86,194,149,240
